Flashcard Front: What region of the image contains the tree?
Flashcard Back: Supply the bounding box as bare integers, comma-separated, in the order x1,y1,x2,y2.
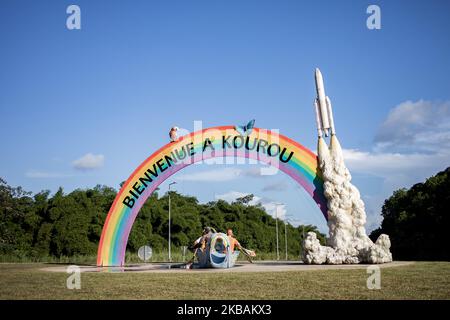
370,167,450,260
235,194,254,205
0,177,327,260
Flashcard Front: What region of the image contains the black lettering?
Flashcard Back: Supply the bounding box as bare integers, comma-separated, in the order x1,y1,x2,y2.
175,146,187,160
123,196,135,208
233,136,244,148
132,181,145,195
165,154,177,167
222,135,232,148
257,139,269,153
203,138,215,151
186,142,195,156
280,148,294,163
147,163,159,178
129,189,139,199
139,171,153,187
156,159,167,173
267,143,281,157
245,137,257,150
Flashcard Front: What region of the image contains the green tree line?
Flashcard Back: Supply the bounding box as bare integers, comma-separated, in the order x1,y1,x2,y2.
0,178,325,261
370,167,450,261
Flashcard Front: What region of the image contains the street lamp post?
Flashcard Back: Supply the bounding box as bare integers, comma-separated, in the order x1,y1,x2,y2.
275,204,280,261
168,182,177,262
284,219,288,261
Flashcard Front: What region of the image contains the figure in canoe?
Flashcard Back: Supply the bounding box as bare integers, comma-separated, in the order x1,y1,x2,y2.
186,227,256,269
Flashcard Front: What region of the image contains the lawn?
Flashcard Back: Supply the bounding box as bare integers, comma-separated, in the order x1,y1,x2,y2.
0,262,449,299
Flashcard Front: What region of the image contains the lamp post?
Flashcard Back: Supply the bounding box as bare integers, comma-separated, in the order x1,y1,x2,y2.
275,203,282,261
284,219,288,261
168,182,177,262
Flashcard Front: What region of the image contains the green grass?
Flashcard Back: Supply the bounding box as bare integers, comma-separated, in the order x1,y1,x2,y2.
0,262,449,299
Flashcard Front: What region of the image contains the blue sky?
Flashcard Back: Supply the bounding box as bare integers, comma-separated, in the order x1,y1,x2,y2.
1,0,450,232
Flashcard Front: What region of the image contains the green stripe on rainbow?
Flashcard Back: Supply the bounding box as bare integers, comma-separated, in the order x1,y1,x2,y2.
97,126,327,266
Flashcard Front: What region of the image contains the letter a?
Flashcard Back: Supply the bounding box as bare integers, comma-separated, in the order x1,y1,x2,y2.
66,265,81,289
66,5,81,30
366,265,381,289
366,5,381,30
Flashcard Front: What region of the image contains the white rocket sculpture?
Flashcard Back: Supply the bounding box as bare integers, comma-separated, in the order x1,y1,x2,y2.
314,68,336,137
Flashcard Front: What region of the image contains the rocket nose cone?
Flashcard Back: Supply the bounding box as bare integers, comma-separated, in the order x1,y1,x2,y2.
315,68,322,78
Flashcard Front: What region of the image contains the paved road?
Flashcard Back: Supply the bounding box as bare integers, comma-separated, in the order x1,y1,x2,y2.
41,261,413,273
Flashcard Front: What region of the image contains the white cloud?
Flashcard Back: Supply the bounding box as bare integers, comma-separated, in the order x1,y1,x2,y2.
346,100,450,189
375,100,450,153
215,191,256,203
175,166,269,182
72,153,105,170
215,190,286,219
262,181,289,192
261,201,287,220
343,148,450,177
240,167,265,178
25,170,73,179
343,147,450,232
176,167,242,182
343,100,450,231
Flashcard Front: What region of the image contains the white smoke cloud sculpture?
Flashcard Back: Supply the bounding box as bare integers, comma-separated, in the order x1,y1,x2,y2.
302,135,393,264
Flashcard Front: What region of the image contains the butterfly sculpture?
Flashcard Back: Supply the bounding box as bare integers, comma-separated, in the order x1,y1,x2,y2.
234,119,255,136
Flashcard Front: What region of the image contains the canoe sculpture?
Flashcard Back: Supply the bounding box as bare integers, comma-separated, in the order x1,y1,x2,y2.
196,232,240,268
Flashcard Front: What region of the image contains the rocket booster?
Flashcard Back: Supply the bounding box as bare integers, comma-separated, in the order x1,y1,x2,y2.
314,68,336,137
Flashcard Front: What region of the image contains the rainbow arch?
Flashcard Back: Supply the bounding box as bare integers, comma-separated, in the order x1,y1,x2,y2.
97,126,327,266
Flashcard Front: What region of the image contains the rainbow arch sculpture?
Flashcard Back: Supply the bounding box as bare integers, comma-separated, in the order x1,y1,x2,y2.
97,126,327,266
